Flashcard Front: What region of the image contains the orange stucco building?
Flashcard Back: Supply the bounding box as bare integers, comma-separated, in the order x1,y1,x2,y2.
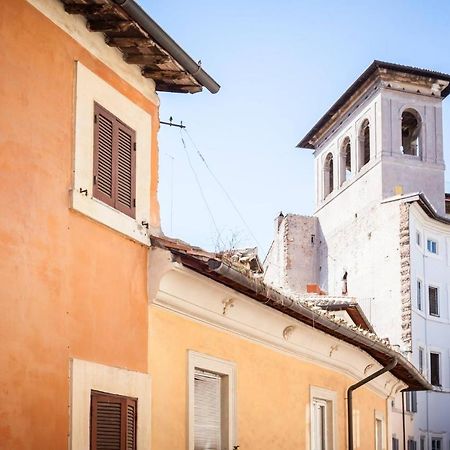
0,1,430,450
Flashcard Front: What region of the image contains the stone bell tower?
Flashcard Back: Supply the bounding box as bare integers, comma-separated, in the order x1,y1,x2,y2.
298,60,449,218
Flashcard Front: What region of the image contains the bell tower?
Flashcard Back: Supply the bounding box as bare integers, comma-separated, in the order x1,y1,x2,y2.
298,61,449,216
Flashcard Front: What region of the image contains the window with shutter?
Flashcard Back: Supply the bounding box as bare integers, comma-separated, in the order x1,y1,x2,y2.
428,286,439,317
194,369,222,450
91,391,137,450
93,103,136,218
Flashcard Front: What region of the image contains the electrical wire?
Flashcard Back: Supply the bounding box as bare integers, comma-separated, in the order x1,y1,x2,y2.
182,128,262,249
179,130,225,248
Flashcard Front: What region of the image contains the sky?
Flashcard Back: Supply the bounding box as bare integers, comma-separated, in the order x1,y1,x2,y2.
140,0,450,256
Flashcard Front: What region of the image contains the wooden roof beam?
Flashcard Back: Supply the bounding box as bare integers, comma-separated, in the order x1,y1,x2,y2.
123,53,169,65
87,19,132,32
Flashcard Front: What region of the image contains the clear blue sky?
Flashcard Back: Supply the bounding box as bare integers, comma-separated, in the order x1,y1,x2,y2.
141,0,450,256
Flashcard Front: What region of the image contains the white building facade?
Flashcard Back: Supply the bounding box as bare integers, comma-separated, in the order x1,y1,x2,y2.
265,61,450,449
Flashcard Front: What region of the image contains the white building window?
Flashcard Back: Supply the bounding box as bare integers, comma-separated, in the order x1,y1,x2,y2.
188,351,236,450
408,439,418,450
431,437,442,450
310,387,336,450
420,435,425,450
417,280,423,311
418,347,424,374
426,239,438,254
405,391,417,413
374,411,385,450
416,231,421,246
428,286,439,317
430,352,441,386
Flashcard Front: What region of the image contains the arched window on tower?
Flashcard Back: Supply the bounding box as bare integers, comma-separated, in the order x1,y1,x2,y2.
401,109,421,156
340,137,352,185
359,119,370,169
323,152,334,198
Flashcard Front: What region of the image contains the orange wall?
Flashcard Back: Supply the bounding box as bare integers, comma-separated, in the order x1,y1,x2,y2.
0,1,158,448
149,307,389,450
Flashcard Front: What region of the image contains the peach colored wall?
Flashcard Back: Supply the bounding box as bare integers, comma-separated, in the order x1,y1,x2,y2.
149,307,388,450
0,1,157,448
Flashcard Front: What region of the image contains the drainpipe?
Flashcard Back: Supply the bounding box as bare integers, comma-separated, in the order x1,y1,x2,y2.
347,358,398,450
402,391,406,450
112,0,220,93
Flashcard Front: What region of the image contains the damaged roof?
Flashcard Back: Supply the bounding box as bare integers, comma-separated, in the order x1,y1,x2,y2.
60,0,220,94
298,60,450,149
151,235,432,391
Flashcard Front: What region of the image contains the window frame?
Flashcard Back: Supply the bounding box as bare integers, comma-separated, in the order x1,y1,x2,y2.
188,351,237,450
417,279,423,311
72,62,152,245
374,410,385,450
70,358,151,450
310,386,337,450
428,286,440,317
429,351,441,387
426,239,438,255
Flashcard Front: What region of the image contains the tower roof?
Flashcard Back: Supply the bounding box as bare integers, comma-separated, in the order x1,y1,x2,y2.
297,61,450,149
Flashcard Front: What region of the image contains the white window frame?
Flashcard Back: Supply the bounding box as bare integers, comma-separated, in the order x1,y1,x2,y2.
417,279,423,311
426,238,438,255
416,231,422,247
428,285,440,317
418,347,424,374
72,62,152,245
429,351,442,387
431,436,443,450
310,386,337,450
374,410,385,450
69,358,151,450
188,351,237,450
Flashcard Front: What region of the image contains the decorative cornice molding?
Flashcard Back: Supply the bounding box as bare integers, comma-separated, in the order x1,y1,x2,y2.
153,264,404,398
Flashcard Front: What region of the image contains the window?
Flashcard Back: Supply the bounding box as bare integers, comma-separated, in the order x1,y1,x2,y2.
420,435,425,450
417,280,423,311
94,102,136,218
324,152,334,198
73,63,152,245
427,239,438,254
419,347,424,374
392,437,400,450
70,358,151,450
405,391,417,413
91,391,137,450
188,352,236,450
340,137,352,185
359,119,370,169
430,352,441,386
408,439,418,450
311,387,336,450
416,232,421,246
375,418,383,450
428,286,439,317
431,438,442,450
401,109,421,156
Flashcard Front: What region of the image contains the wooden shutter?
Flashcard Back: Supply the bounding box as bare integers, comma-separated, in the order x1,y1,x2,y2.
93,103,136,218
115,122,136,218
93,104,115,208
194,369,222,450
91,391,137,450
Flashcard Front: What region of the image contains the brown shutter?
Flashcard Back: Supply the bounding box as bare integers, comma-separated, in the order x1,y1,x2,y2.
93,103,115,208
93,103,136,218
115,123,136,218
126,398,137,450
91,391,137,450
